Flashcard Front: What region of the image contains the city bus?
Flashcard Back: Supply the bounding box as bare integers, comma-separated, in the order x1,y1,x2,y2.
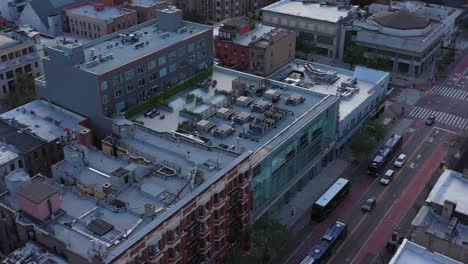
367,134,403,177
311,178,350,221
300,220,348,264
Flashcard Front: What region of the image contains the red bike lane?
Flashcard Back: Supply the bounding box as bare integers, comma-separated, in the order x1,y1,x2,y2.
351,131,454,264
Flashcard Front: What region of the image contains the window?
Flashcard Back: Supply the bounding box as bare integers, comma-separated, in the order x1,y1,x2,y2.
197,38,206,48
101,80,108,91
1,55,7,62
188,43,195,53
34,61,39,68
148,60,157,70
159,68,167,77
125,69,135,80
114,88,122,98
6,71,13,79
138,78,146,87
8,53,14,60
197,51,206,60
178,48,185,57
168,51,176,61
169,63,177,73
103,95,108,104
18,159,23,169
24,64,32,73
137,65,145,74
188,54,195,64
0,73,3,80
149,72,157,82
158,55,167,65
10,163,15,172
21,48,28,56
15,51,21,57
113,74,123,85
127,84,134,92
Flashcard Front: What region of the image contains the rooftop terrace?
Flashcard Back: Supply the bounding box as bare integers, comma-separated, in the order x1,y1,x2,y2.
63,17,211,74
389,238,462,264
233,23,275,46
0,100,90,142
135,66,334,153
67,3,135,20
269,59,387,120
261,0,356,23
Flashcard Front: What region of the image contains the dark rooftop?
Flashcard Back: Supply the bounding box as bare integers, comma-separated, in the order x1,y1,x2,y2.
373,10,430,30
17,183,58,204
0,121,45,154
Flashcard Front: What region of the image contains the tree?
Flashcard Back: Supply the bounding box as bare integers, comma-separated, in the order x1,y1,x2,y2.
222,249,257,264
344,46,366,69
349,121,387,160
252,216,295,263
1,73,36,109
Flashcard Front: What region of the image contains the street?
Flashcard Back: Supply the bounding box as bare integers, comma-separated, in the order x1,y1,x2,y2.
285,52,468,264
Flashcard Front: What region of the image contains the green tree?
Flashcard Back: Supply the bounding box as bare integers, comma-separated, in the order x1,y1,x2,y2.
2,73,36,109
222,249,257,264
252,216,295,263
344,46,366,69
349,121,387,160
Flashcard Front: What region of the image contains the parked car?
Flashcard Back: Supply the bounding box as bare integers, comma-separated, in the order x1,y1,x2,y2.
160,114,165,119
380,169,395,185
426,115,436,125
361,197,376,212
394,154,407,168
212,80,217,87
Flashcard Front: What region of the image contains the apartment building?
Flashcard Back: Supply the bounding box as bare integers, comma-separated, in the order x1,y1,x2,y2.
261,0,358,59
0,33,41,98
0,132,251,263
215,19,297,76
36,7,213,136
175,0,263,24
390,239,463,264
410,170,468,263
126,0,169,23
65,2,138,39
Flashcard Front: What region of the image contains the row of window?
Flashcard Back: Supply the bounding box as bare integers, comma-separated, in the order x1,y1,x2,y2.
1,46,35,63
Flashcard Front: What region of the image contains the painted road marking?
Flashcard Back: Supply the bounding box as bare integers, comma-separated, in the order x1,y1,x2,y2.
409,107,468,130
326,127,435,264
429,85,468,101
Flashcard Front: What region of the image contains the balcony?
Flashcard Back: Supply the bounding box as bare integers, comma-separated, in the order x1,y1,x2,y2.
185,220,200,232
213,198,224,210
168,253,182,264
199,225,210,237
213,214,225,225
186,252,202,264
199,242,211,253
166,234,180,246
198,209,210,222
214,232,225,241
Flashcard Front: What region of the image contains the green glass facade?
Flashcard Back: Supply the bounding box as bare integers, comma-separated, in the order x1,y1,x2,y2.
251,100,339,216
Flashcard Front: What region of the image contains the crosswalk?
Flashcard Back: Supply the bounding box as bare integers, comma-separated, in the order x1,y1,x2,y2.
408,106,468,130
429,85,468,101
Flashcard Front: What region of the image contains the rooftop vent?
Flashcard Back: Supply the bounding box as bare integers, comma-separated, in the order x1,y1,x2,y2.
87,218,114,236
236,96,254,107
286,94,306,105
177,27,187,34
160,32,170,39
85,59,99,68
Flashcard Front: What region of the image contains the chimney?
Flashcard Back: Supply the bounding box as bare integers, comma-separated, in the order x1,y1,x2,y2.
144,204,156,217
442,200,456,219
102,182,113,195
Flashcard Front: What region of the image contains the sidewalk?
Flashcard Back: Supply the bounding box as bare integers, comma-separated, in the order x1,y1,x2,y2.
274,158,351,231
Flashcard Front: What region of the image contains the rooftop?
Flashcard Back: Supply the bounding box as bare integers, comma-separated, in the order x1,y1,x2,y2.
269,59,388,120
128,0,166,7
233,23,275,46
372,10,430,30
389,238,462,264
66,3,135,20
2,242,68,264
261,0,356,23
0,121,45,155
17,182,57,204
60,18,211,74
0,144,19,166
135,66,335,153
426,170,468,216
0,99,90,142
0,34,20,50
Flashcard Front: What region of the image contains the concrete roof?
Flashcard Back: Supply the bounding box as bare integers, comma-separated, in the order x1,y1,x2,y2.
269,59,387,121
66,3,135,21
0,100,89,141
17,182,57,204
0,34,19,50
372,10,430,29
74,19,211,74
0,121,45,155
0,144,20,167
128,0,166,7
3,242,68,264
136,66,330,153
261,0,354,23
426,170,468,216
389,238,462,264
233,23,275,46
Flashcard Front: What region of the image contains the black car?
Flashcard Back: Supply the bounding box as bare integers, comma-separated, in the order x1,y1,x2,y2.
361,197,376,212
426,115,436,125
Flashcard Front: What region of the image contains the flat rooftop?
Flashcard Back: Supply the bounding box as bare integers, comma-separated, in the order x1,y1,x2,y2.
68,19,211,74
426,170,468,216
128,0,166,7
66,3,135,20
135,66,334,153
0,100,90,140
0,121,45,155
412,205,468,247
269,59,387,120
389,238,462,264
0,34,19,50
233,23,275,46
261,0,355,23
0,143,19,166
2,242,68,264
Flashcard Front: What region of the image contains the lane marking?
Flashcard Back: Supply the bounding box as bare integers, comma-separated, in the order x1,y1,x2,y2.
326,127,435,264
